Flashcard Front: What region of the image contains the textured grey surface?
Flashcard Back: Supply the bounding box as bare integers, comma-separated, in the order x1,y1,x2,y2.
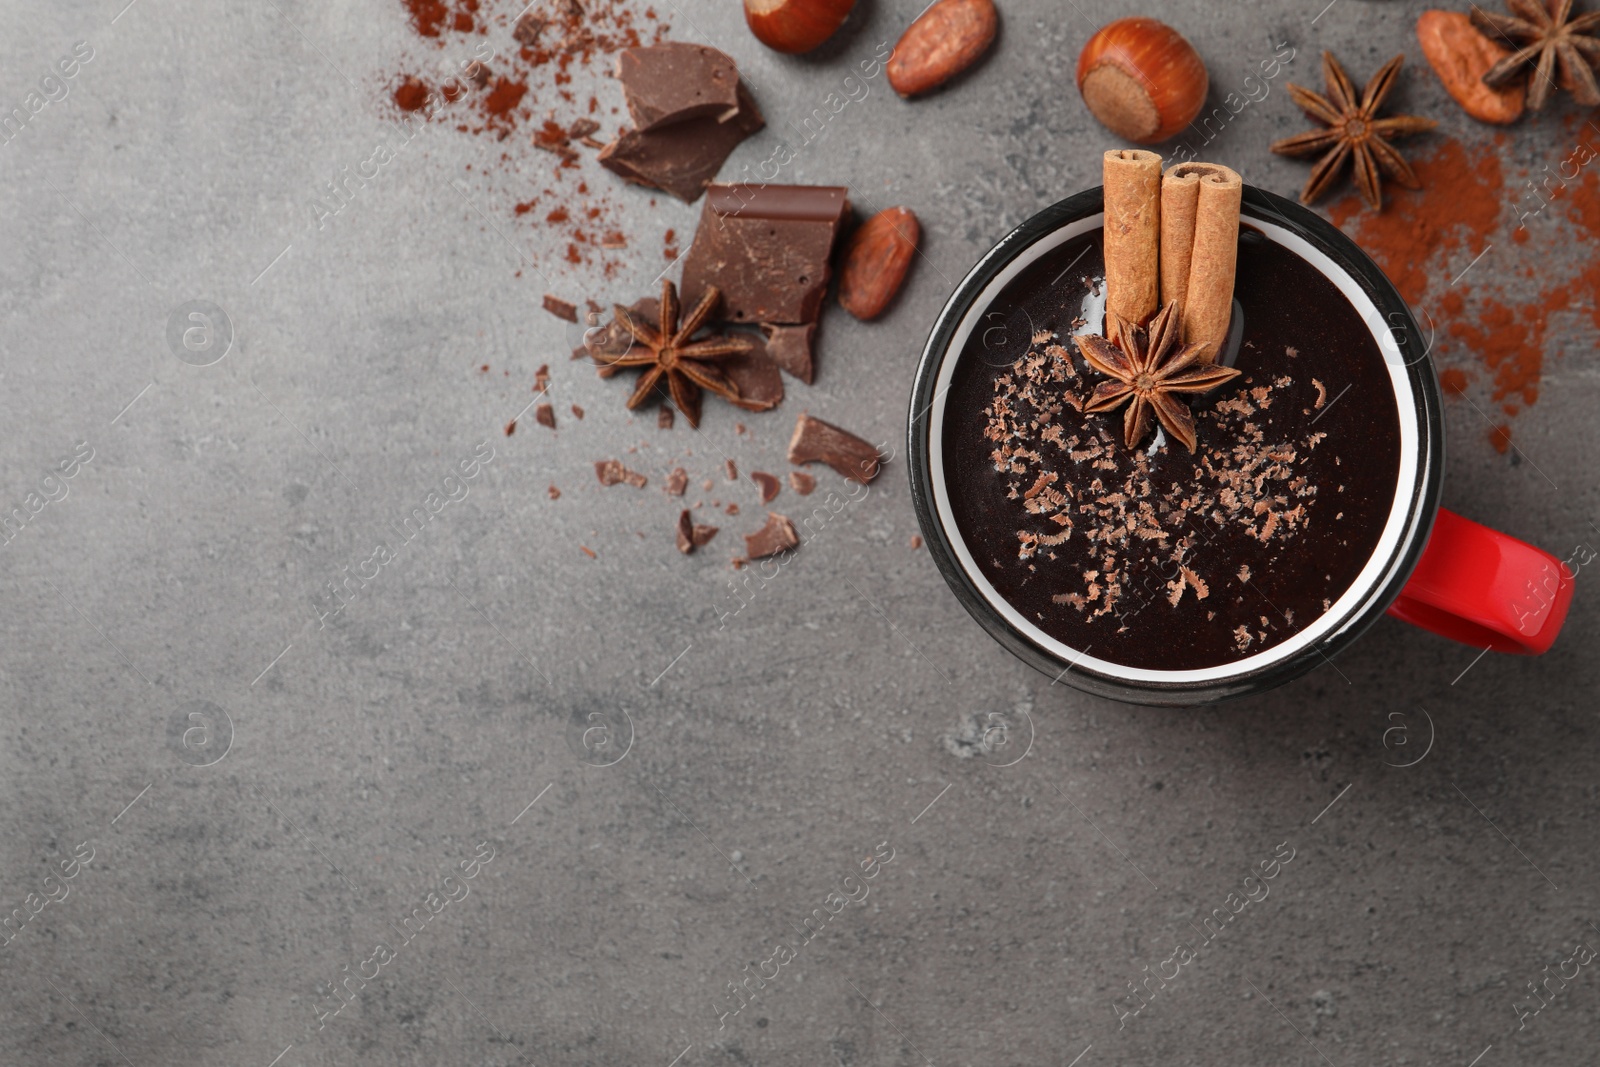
2,1,1598,1065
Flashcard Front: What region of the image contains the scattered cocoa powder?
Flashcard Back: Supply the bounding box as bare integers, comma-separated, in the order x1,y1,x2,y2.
1325,135,1600,453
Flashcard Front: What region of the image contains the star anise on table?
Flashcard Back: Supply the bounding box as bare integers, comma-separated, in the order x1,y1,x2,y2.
596,279,753,428
1270,51,1437,211
1471,0,1600,110
1074,302,1242,453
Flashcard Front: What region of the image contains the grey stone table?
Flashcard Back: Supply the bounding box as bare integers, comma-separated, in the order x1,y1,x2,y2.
2,0,1596,1065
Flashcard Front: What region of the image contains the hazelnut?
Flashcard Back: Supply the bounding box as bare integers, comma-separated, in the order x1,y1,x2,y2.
743,0,856,54
1076,18,1209,144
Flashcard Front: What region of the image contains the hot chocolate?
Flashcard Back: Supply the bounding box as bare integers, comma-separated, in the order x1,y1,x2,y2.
940,226,1403,671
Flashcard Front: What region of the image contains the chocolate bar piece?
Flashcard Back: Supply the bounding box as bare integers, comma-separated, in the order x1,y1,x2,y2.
761,322,817,383
721,332,784,412
598,85,764,203
679,185,850,325
617,43,743,131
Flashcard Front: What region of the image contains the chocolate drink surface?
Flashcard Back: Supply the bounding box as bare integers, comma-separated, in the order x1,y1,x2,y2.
941,227,1402,671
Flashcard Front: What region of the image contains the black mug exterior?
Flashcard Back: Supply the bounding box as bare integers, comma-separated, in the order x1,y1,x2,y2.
906,186,1445,706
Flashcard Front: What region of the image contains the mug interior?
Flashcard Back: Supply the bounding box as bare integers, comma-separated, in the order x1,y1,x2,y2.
912,188,1441,702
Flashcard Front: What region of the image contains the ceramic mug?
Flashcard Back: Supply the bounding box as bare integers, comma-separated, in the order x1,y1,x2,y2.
907,185,1573,706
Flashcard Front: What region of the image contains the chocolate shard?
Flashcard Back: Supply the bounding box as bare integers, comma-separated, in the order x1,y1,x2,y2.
666,467,688,495
658,406,675,429
616,43,743,131
543,294,579,322
751,471,780,504
680,185,850,325
535,403,556,429
676,509,696,554
788,413,882,483
788,471,816,495
692,523,720,547
761,322,817,384
598,84,764,203
744,512,800,560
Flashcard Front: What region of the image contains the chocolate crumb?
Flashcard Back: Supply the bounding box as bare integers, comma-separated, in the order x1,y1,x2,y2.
548,485,561,500
744,512,799,559
725,460,738,481
702,479,714,491
513,12,547,45
658,406,675,429
725,502,740,515
751,471,780,503
580,545,597,559
543,295,579,322
788,413,881,483
596,459,648,488
535,403,556,429
910,535,923,549
505,419,517,436
666,467,688,496
788,471,816,495
535,364,551,392
571,404,585,419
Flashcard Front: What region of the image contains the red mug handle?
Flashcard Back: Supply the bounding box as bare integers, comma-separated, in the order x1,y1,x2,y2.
1386,508,1573,654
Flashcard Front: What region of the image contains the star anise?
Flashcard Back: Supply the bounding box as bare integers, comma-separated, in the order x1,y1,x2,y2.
1074,302,1242,453
597,279,753,428
1270,52,1437,211
1471,0,1600,110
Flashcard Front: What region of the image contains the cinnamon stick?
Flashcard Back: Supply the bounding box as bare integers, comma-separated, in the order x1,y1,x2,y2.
1101,149,1162,346
1159,162,1242,361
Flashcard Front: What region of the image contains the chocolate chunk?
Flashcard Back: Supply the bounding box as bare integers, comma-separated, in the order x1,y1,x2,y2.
788,413,882,483
744,512,800,559
751,471,780,503
761,322,817,384
693,523,720,547
676,509,696,554
535,403,556,429
543,294,578,322
658,406,675,429
616,43,743,131
569,118,601,139
721,333,785,412
535,363,551,392
725,460,738,481
666,467,688,495
598,84,764,203
788,471,816,495
596,459,647,487
513,12,548,46
464,60,494,89
679,185,850,324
